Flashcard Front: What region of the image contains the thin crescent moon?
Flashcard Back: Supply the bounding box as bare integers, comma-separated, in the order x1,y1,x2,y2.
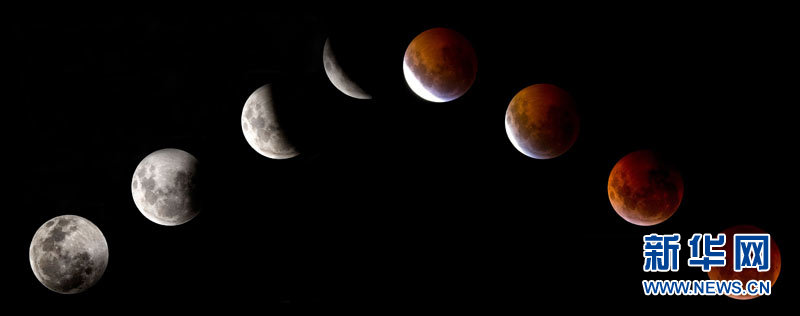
323,37,372,100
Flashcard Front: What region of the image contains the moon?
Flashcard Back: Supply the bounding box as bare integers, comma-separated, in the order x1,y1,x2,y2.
607,150,684,226
708,225,781,300
29,215,109,294
505,84,579,159
241,84,300,159
403,27,477,102
131,148,200,226
323,37,372,100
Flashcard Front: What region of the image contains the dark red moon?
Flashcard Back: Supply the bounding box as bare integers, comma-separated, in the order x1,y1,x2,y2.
403,27,477,102
607,150,684,226
708,225,781,300
504,84,579,159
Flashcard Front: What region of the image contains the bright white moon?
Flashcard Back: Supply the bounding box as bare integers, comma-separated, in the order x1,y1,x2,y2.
131,148,200,226
29,215,109,294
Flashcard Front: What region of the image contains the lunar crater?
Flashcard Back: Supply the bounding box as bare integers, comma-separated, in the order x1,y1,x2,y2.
607,150,683,226
132,148,200,226
241,84,300,159
505,84,579,159
403,28,477,102
30,215,108,294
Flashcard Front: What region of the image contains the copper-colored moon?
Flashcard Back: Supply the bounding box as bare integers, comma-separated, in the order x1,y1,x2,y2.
504,84,579,159
708,225,781,300
607,150,683,226
402,27,477,102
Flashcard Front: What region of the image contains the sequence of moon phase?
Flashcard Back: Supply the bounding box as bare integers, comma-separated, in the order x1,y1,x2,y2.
30,147,203,293
605,151,781,300
29,27,773,300
278,28,579,160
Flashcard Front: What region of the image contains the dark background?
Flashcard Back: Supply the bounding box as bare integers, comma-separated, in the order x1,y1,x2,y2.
8,7,795,313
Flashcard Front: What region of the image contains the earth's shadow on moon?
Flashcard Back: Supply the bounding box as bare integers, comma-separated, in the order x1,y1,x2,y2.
267,77,330,160
608,148,685,226
321,26,409,101
322,34,379,99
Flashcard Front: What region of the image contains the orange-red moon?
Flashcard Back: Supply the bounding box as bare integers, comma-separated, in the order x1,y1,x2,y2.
504,84,579,159
607,150,683,226
708,225,781,300
403,28,477,102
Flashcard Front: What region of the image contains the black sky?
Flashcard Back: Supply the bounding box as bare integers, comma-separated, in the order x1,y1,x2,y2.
8,7,796,313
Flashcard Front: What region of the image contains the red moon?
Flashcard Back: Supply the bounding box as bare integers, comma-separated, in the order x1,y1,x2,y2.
708,225,781,300
504,84,579,159
403,28,477,102
607,150,683,226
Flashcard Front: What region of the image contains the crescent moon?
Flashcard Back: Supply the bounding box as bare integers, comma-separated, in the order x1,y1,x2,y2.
323,37,372,100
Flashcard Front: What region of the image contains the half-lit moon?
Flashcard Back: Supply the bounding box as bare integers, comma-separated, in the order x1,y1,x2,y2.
241,84,300,159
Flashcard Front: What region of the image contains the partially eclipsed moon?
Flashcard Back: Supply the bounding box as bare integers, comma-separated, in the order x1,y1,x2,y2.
323,37,372,100
708,225,781,300
29,215,109,294
131,148,200,226
607,150,684,226
505,84,579,159
241,84,300,159
403,28,477,103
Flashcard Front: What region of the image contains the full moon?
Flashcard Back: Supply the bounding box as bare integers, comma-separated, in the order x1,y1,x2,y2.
708,225,781,300
29,215,109,294
132,148,200,226
241,84,300,159
323,37,372,100
607,150,684,226
403,27,477,102
505,84,579,159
